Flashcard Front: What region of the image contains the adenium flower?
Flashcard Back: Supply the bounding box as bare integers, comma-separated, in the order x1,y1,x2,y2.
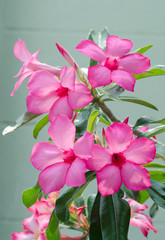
86,122,156,197
30,114,94,194
128,198,157,237
11,39,61,96
76,35,150,90
27,66,93,122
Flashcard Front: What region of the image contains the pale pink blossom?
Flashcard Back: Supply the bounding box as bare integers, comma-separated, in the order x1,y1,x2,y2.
86,122,156,197
27,66,93,122
76,35,150,90
30,115,94,194
128,199,157,237
11,39,61,96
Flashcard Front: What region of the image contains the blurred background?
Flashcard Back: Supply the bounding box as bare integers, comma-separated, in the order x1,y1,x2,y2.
1,0,165,239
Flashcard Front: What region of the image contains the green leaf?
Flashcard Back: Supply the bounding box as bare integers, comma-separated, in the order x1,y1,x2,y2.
74,196,85,208
149,170,165,183
137,190,150,204
155,143,165,161
143,162,165,169
87,194,96,222
87,110,100,133
33,115,49,139
2,112,39,135
133,116,165,129
22,182,41,208
46,210,61,240
55,171,96,222
121,184,139,200
119,96,158,111
102,83,124,99
100,189,130,240
88,27,110,50
146,179,165,208
133,45,153,54
89,192,102,240
149,203,159,218
139,125,165,138
99,114,111,125
134,65,165,80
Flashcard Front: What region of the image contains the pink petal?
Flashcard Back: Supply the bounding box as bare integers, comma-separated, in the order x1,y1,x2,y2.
106,35,133,58
66,158,87,187
23,211,39,233
11,71,33,96
30,142,63,171
73,131,94,159
38,214,50,231
118,53,150,74
88,65,111,89
39,162,70,194
121,162,151,190
49,96,73,122
128,199,148,213
26,93,58,114
29,61,61,76
14,39,32,62
11,232,34,240
123,138,156,165
60,66,75,91
76,39,106,63
97,165,122,197
48,114,75,150
61,233,88,240
27,70,60,96
56,42,79,71
28,201,53,215
111,69,135,92
105,122,133,154
86,144,111,171
68,83,94,109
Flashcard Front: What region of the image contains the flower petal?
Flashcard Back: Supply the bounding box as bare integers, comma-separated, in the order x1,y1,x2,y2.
26,93,58,114
88,65,111,89
60,66,75,91
97,165,122,197
48,114,75,150
29,61,61,76
121,162,151,190
14,39,32,62
39,162,70,194
128,199,148,213
106,35,133,58
66,158,86,187
11,232,34,240
49,96,73,122
118,53,150,74
73,131,94,159
76,39,106,63
68,83,94,109
123,138,156,165
30,142,63,171
27,70,60,96
105,122,133,154
86,144,111,171
23,211,39,233
111,69,135,92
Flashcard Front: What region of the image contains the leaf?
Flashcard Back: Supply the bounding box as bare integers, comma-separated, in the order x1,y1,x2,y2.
134,65,165,80
33,114,49,139
149,203,159,218
133,45,153,54
143,162,165,169
155,142,165,161
22,182,41,208
146,179,165,208
55,171,96,222
74,196,85,208
88,27,110,50
119,96,158,111
46,210,61,240
133,116,165,129
103,83,125,99
149,170,165,183
139,125,165,138
87,194,96,222
89,192,102,240
121,184,139,200
2,112,39,135
137,190,150,204
87,110,100,133
100,189,130,240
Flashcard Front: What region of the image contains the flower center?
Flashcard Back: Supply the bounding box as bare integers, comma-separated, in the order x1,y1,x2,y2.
112,152,126,168
57,86,68,97
63,149,76,163
104,57,118,70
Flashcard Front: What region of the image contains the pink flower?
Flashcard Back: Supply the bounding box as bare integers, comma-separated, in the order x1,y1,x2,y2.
11,39,61,96
30,114,94,194
76,35,150,90
11,210,48,240
86,122,156,197
26,66,94,122
128,199,157,237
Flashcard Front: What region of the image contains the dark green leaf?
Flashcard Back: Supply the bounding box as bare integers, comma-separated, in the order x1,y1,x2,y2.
133,45,153,54
87,110,99,133
103,83,124,99
146,179,165,208
74,196,85,208
89,192,102,240
87,194,96,222
100,189,130,240
22,182,41,208
33,115,49,139
139,125,165,138
55,171,96,222
133,116,165,129
143,162,165,169
2,112,39,135
149,203,159,218
46,210,61,240
121,184,139,200
88,27,110,50
134,65,165,80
